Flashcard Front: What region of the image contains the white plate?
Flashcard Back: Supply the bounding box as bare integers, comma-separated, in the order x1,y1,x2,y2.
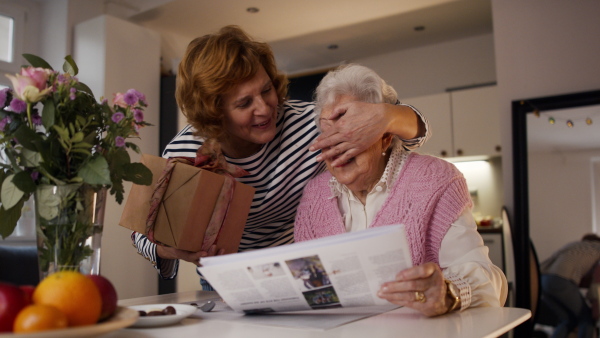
128,304,197,328
0,306,138,338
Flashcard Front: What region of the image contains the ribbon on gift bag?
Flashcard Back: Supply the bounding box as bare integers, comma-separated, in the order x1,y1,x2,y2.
146,139,249,251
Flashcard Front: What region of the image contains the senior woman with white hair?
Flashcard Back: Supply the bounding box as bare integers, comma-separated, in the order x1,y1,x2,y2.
294,64,507,317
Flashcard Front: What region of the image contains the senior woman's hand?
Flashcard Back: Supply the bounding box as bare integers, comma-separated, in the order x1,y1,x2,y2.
157,244,225,267
309,101,421,167
377,262,454,317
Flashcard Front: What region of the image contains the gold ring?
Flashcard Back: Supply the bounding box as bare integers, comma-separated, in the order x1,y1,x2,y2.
415,291,426,303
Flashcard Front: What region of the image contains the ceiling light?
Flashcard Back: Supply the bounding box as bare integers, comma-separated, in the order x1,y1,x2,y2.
414,26,425,32
246,7,259,13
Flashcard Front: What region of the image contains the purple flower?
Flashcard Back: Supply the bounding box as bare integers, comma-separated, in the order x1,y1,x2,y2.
57,74,68,84
69,87,77,100
9,98,26,113
31,112,42,125
0,116,11,130
30,171,40,181
128,89,146,105
111,112,124,123
123,91,138,106
115,136,125,147
101,98,108,105
0,88,9,107
133,109,144,123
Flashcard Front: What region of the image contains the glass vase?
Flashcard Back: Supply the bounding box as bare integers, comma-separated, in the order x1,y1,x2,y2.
34,183,107,280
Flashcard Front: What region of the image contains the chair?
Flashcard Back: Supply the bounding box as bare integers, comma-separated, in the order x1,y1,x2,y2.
502,207,515,307
501,207,542,336
0,245,40,286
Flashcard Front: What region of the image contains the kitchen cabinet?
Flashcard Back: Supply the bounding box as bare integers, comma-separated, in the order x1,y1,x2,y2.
404,85,502,158
480,231,504,270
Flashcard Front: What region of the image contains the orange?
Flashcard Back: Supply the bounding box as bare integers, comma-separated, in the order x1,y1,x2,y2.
33,271,102,327
13,304,68,333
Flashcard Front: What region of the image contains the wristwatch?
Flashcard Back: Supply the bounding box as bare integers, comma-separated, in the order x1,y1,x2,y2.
444,279,461,313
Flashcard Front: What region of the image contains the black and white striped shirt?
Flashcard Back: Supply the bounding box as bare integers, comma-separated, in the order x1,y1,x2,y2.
132,100,428,279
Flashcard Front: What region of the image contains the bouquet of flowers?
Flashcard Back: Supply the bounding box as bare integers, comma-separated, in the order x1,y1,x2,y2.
0,54,153,240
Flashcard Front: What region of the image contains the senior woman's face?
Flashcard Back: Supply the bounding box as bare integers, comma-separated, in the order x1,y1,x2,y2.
220,65,279,157
320,95,389,194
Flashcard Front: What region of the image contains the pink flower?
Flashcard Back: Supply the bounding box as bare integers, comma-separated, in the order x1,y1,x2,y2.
115,136,125,147
31,112,42,125
5,67,52,103
133,109,144,123
124,91,137,106
111,112,124,123
9,98,26,113
113,92,128,108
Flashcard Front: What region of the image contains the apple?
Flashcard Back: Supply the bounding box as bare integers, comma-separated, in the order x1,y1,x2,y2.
0,282,28,332
87,275,118,321
19,285,35,305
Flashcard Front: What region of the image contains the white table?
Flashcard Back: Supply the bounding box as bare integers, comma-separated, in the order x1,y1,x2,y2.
110,291,531,338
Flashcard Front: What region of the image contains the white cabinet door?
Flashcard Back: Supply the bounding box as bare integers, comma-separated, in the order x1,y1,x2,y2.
480,233,504,270
403,93,453,158
451,86,502,157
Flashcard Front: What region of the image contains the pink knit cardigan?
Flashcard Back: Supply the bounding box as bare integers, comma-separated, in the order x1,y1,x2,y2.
294,153,472,266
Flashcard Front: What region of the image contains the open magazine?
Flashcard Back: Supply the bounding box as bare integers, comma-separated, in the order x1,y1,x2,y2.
198,224,412,313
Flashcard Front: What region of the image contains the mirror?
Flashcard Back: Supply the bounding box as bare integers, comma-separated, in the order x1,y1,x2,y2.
511,89,600,315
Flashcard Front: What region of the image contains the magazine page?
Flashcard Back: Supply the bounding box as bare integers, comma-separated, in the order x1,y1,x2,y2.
198,224,412,313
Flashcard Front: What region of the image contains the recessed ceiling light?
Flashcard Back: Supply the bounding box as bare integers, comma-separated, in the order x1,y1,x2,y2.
247,7,259,13
327,44,339,50
414,26,425,32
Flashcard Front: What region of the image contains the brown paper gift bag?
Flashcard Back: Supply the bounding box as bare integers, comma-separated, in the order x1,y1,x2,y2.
119,154,255,253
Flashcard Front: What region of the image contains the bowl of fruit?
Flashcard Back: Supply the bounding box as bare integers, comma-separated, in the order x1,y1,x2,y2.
0,271,138,337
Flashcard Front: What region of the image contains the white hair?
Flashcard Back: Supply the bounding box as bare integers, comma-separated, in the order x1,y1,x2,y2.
313,64,398,129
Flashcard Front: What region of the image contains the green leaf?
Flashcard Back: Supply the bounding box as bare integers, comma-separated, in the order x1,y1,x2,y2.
122,162,153,185
63,55,79,76
78,156,111,185
125,142,141,154
1,174,25,209
21,148,42,167
0,199,25,239
42,100,56,129
12,170,36,194
14,124,43,151
76,115,87,128
70,148,92,156
74,82,94,98
0,171,6,188
72,142,94,149
110,180,124,204
109,148,131,172
22,54,53,70
52,125,70,141
71,132,84,143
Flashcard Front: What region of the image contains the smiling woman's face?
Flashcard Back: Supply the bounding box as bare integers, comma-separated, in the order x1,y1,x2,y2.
220,65,279,158
320,95,391,196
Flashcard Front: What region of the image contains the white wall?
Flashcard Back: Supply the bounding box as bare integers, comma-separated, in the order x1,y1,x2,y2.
74,15,161,299
355,33,496,99
492,1,600,257
529,150,600,261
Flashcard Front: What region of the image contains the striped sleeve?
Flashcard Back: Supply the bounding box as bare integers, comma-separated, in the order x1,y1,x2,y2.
398,103,430,151
131,232,179,279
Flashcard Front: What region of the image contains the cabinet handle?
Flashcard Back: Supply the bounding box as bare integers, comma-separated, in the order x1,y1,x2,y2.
495,145,502,152
440,150,447,157
456,149,463,156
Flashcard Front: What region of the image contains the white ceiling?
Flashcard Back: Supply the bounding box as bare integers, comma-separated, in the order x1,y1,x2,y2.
121,0,492,75
109,0,598,153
